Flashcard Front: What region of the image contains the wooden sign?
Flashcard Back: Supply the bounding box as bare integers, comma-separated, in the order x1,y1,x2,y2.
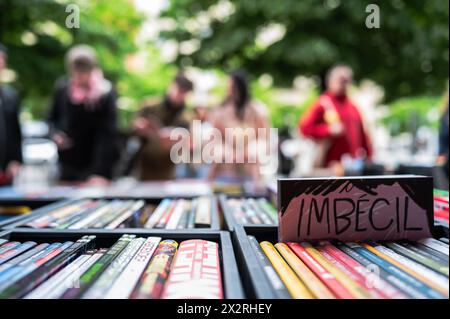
278,176,434,242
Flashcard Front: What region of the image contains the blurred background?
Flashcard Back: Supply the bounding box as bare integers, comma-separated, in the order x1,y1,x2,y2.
0,0,449,191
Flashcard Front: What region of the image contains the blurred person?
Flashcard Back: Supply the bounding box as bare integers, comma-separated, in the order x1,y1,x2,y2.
48,45,119,185
437,90,449,178
189,105,214,179
208,70,270,182
132,72,193,180
0,43,22,185
299,65,372,171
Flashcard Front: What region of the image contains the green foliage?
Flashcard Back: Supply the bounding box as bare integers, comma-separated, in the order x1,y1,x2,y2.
251,82,319,129
268,92,319,130
0,0,175,125
382,95,443,135
0,0,448,135
161,0,449,101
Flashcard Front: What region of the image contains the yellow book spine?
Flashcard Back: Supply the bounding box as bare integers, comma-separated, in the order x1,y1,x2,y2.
275,243,335,299
260,242,314,299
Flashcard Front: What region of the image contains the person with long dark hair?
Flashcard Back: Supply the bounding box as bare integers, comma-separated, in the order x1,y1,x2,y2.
208,70,270,182
48,45,119,185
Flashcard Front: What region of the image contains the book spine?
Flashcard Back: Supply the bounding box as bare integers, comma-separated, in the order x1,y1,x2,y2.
260,241,313,299
162,240,223,299
275,243,334,299
131,240,178,299
288,242,353,299
82,238,145,299
247,236,291,299
346,242,444,299
104,237,161,299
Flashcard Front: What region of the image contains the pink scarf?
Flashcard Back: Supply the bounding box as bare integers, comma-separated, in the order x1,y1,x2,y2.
69,69,111,109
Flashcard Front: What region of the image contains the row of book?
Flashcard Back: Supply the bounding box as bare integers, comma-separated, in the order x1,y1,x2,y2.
22,197,213,230
0,180,213,200
0,235,223,299
227,198,277,226
248,236,449,299
0,206,30,224
434,189,449,227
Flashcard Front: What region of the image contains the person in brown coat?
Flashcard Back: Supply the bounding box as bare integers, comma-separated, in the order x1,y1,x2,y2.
132,73,193,180
208,70,270,182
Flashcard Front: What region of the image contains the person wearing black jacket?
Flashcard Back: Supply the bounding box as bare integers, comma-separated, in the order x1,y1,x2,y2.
48,45,118,185
438,93,449,179
0,43,22,185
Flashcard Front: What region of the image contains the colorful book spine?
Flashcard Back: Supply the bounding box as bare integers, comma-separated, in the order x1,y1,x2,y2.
334,241,423,298
249,199,273,225
166,200,187,230
0,241,74,297
43,250,105,299
288,242,354,299
83,237,145,299
346,242,445,299
257,198,278,222
228,199,248,224
105,237,161,299
24,253,92,299
315,245,383,299
248,237,291,299
0,244,49,274
26,203,85,228
0,243,63,289
319,241,407,299
364,243,448,297
300,243,372,299
90,201,133,229
144,199,172,229
67,203,113,229
275,243,335,299
260,241,313,299
61,235,135,299
132,240,178,299
106,200,146,229
0,242,36,265
0,236,95,299
154,201,176,229
0,242,20,255
242,201,263,225
385,242,449,276
51,200,101,229
162,240,223,299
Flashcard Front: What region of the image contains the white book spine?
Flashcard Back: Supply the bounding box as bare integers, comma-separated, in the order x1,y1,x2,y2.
166,200,186,230
24,254,91,299
419,239,449,256
104,237,161,299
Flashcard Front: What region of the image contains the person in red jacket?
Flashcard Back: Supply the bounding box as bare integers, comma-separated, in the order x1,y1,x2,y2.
299,65,372,168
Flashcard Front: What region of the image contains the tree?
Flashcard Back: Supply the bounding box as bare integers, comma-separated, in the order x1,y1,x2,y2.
161,0,449,100
0,0,147,120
